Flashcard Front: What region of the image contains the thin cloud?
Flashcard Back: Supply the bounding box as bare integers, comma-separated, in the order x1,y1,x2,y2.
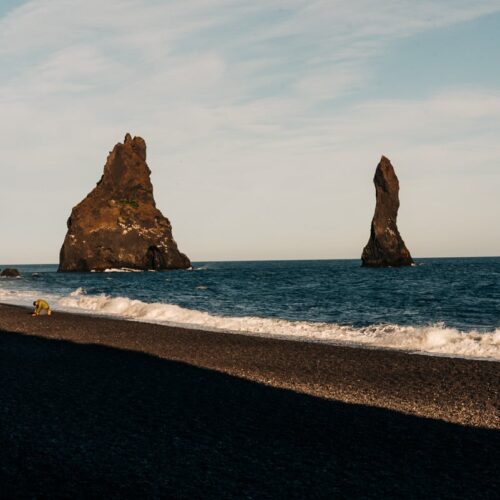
0,0,499,262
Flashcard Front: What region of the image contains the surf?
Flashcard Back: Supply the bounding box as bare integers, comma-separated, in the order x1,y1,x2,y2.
53,289,500,361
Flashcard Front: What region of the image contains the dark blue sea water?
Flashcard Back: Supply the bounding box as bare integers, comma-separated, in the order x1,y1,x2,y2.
1,258,499,358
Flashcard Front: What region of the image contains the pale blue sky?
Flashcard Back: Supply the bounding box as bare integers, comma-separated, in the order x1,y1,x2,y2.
1,0,499,264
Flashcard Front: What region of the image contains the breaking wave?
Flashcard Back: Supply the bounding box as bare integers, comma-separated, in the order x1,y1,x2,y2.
54,290,500,361
1,284,499,360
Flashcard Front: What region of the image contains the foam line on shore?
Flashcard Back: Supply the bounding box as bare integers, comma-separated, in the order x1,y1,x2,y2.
1,287,499,360
57,290,500,360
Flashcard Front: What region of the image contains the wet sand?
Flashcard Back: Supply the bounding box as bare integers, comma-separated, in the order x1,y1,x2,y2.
1,303,499,497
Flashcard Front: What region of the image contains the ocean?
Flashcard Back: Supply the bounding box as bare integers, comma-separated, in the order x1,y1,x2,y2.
1,258,499,360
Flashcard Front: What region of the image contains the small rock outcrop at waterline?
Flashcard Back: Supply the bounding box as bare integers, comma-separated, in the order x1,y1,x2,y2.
1,268,20,277
58,134,191,272
361,156,414,267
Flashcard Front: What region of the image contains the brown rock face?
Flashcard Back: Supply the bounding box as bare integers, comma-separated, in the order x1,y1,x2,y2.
361,156,414,267
58,134,191,272
1,268,20,277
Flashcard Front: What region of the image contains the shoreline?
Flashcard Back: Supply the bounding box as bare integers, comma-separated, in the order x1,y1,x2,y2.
2,301,499,496
1,303,498,429
2,296,499,362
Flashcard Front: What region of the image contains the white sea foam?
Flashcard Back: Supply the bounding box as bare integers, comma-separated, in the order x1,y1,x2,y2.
0,288,61,307
1,286,498,360
103,268,143,273
54,291,500,361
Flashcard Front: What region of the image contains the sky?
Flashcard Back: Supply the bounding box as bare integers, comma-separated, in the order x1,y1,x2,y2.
1,0,499,264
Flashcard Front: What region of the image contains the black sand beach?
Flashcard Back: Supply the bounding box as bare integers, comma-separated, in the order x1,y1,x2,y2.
1,303,499,498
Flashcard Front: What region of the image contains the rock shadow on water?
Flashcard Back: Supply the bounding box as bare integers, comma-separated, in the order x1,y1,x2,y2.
1,330,498,498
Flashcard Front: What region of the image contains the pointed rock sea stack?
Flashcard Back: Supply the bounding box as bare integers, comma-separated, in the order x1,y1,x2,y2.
58,134,191,272
361,156,414,267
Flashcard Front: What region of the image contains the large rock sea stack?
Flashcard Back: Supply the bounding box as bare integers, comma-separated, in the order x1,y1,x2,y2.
58,134,191,272
361,156,414,267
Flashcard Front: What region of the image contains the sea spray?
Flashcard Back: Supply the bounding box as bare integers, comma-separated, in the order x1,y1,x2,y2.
56,291,500,360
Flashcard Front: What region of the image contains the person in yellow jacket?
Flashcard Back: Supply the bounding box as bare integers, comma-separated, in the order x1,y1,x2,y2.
32,299,52,316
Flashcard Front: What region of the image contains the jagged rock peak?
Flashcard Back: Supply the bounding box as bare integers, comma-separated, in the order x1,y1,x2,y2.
121,133,146,159
361,156,414,267
58,134,191,272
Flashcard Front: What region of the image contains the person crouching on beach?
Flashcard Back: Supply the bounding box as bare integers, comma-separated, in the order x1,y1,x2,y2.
32,299,52,317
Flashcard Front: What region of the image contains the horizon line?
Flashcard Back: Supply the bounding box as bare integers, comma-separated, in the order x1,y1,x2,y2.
2,255,499,266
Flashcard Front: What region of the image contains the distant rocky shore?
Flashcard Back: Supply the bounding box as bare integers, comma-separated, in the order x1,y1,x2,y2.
1,268,20,278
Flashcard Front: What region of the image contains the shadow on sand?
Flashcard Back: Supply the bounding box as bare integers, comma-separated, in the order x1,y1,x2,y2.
1,330,498,499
